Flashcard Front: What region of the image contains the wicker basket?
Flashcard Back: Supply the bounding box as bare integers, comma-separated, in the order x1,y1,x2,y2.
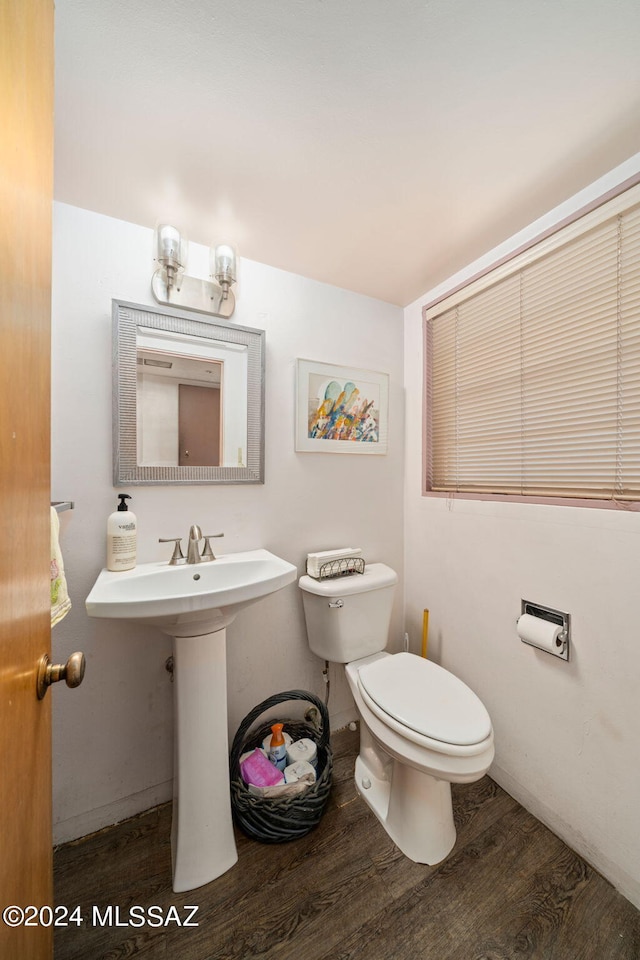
229,690,332,843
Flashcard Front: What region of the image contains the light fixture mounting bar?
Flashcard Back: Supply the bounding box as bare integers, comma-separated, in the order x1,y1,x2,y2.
151,271,236,319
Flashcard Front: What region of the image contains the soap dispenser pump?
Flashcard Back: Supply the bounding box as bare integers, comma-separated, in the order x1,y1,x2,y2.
107,493,137,572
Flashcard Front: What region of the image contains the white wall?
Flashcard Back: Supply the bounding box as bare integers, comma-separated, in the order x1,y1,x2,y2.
51,202,404,842
404,154,640,910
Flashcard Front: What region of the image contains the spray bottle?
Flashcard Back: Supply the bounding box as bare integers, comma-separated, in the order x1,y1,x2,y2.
268,723,287,771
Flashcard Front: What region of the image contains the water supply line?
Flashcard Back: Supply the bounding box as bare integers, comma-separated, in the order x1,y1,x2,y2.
322,660,330,705
304,661,330,728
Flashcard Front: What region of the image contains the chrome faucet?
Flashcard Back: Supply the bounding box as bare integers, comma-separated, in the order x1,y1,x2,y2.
159,527,224,565
187,525,203,564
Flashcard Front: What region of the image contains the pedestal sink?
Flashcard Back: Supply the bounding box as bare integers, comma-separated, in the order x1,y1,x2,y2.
86,549,297,892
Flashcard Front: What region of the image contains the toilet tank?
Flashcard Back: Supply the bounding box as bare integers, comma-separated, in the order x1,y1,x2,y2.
299,563,398,663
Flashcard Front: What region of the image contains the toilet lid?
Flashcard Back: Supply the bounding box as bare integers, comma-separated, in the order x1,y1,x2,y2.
358,653,492,746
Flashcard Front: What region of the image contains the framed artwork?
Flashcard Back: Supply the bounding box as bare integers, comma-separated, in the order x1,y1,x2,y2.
295,359,389,454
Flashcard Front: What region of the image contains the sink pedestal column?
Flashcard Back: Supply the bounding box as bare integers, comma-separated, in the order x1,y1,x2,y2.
171,629,238,892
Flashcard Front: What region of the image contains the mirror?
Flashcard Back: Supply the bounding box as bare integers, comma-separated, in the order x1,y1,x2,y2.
113,300,265,484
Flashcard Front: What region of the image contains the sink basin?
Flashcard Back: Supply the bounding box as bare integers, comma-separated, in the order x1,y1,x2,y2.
85,547,298,893
86,548,297,635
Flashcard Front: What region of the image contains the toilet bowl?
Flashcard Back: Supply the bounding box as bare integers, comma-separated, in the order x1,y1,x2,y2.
299,563,494,865
346,650,494,863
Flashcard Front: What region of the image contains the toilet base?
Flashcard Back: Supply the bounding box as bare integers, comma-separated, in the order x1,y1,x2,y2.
355,739,457,865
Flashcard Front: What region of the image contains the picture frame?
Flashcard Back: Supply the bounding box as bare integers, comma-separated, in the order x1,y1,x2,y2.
295,359,389,454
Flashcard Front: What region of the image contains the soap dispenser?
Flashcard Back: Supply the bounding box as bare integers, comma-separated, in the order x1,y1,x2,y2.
107,494,137,572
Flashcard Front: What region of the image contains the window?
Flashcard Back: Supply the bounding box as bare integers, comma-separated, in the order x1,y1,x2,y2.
424,184,640,503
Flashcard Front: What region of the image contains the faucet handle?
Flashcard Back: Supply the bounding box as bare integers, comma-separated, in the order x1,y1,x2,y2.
201,533,224,561
159,537,185,565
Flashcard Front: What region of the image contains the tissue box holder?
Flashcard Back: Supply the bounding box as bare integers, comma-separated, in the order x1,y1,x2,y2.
229,689,332,843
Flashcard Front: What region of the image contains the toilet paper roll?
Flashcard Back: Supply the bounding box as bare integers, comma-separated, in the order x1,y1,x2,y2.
284,760,317,784
517,613,565,654
286,737,317,768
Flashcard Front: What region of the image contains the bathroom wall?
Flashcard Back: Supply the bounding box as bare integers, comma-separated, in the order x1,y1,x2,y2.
51,202,404,842
403,153,640,909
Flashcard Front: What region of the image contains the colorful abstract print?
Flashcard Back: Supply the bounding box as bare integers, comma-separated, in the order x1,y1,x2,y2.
308,379,379,443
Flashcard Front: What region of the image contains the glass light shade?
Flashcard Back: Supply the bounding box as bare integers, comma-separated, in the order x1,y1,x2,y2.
155,224,187,270
211,242,237,285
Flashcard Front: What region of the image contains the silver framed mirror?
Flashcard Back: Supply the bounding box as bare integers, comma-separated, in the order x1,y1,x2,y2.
113,299,265,484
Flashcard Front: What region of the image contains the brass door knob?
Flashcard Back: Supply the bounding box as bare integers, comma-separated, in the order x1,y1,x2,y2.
37,651,86,700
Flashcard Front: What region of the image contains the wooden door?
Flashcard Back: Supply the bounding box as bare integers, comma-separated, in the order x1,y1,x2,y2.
178,384,222,466
0,2,55,959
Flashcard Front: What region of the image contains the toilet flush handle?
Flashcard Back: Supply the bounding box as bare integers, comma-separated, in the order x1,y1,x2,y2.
328,599,344,609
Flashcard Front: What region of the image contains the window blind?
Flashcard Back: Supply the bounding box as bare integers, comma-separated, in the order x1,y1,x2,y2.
425,186,640,500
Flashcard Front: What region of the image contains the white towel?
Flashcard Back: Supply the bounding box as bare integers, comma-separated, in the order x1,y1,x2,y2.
51,507,72,627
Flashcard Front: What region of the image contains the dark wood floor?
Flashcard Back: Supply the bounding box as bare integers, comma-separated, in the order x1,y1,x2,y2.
54,726,640,960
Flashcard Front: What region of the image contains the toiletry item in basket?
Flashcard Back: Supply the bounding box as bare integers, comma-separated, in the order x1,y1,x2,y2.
286,737,318,768
240,748,285,788
284,760,317,785
261,730,292,754
268,723,288,771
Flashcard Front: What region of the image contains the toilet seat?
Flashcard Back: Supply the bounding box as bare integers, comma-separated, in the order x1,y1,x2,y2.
357,652,492,753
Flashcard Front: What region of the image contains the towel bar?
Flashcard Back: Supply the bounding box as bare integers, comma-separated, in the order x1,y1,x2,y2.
51,501,74,513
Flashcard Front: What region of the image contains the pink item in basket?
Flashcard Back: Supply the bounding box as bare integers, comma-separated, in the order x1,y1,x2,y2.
240,748,285,788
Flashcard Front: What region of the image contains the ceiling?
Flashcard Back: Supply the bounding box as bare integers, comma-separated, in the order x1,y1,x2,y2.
54,0,640,307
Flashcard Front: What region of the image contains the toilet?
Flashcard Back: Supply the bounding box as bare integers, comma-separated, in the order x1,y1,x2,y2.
299,562,494,865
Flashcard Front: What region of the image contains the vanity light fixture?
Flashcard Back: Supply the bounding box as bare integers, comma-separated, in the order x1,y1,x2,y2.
211,243,237,301
151,224,238,319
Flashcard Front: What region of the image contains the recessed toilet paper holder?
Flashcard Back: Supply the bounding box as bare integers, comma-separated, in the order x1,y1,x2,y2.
518,600,571,661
